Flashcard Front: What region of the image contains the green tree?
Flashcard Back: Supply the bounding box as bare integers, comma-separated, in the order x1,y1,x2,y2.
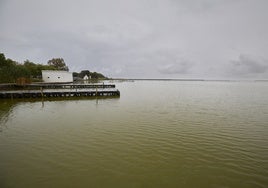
79,70,90,78
74,70,107,79
24,60,39,78
13,64,30,79
0,55,30,83
0,53,7,66
24,60,55,78
90,72,106,79
47,58,69,71
73,72,79,77
0,55,17,83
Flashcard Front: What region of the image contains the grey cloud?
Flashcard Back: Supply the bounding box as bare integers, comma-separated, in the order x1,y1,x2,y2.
1,0,268,79
229,54,268,75
158,59,193,75
158,63,192,74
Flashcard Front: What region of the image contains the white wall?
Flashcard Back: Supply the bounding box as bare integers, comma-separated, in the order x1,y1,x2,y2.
42,70,73,83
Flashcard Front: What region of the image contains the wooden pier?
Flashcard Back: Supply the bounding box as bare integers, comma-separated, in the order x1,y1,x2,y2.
0,84,120,99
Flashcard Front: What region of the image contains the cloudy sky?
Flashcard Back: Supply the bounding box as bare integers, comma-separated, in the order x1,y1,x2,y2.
1,0,268,79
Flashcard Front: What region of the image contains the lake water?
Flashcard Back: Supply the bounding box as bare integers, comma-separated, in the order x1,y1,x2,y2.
0,81,268,188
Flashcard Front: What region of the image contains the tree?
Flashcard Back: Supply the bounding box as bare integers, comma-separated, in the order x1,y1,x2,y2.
0,53,6,66
47,58,69,71
24,60,39,78
90,72,106,79
0,55,17,83
0,55,30,83
74,70,107,80
24,60,56,78
79,70,90,78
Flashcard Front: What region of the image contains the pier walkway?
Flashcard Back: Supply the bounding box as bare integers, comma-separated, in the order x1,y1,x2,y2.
0,84,120,99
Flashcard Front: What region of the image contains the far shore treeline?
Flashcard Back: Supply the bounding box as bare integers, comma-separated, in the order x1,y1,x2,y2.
0,53,107,83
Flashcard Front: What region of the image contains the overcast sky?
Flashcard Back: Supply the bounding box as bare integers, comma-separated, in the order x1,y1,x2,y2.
1,0,268,79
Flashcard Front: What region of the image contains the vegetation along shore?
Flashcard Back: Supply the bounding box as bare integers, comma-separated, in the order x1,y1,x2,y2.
0,53,107,84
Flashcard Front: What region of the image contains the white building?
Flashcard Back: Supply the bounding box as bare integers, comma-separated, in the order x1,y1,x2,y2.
42,70,73,83
83,75,89,80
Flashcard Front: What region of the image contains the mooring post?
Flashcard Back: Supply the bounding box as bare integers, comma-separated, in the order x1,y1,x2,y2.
40,87,44,98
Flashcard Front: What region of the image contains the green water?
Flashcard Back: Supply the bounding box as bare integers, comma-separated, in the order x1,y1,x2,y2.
0,81,268,188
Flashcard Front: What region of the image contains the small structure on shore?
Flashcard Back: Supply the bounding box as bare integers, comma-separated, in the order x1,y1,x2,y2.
42,70,73,83
16,77,31,85
83,75,90,80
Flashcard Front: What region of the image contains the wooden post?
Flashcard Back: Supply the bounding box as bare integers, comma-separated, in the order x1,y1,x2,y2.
40,87,44,98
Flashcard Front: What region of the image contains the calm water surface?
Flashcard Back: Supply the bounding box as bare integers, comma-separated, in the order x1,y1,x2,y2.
0,81,268,188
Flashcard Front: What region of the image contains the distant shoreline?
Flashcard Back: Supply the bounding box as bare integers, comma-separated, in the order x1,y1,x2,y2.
109,78,268,82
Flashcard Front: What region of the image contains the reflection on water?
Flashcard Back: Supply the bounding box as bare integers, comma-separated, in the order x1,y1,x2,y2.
0,96,118,132
0,101,18,132
0,81,268,188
